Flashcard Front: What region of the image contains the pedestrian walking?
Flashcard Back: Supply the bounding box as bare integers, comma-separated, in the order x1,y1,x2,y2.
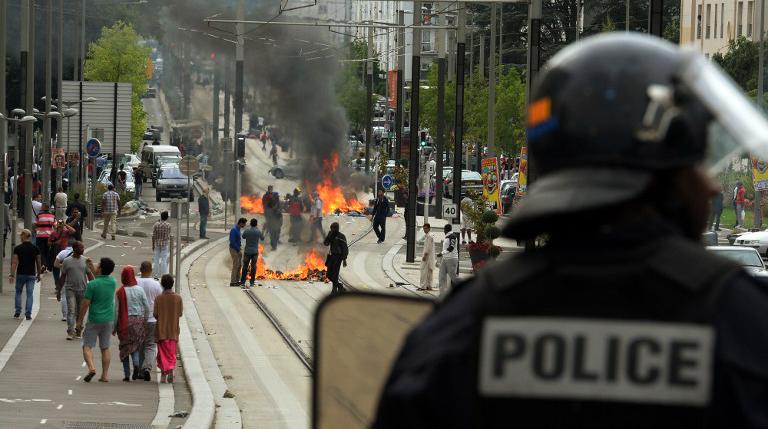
270,145,278,166
288,189,304,243
133,167,144,199
30,193,42,226
154,274,183,384
710,188,724,231
52,241,74,321
10,229,42,320
437,224,458,296
65,193,88,227
734,181,748,228
198,188,210,239
240,219,264,287
77,257,117,383
152,211,172,276
116,169,128,195
137,261,162,381
308,191,325,242
260,130,268,150
229,218,247,286
34,202,55,272
114,266,150,382
323,222,348,294
371,189,389,243
49,220,76,260
54,186,68,220
56,241,93,340
460,195,474,243
101,184,120,240
264,187,282,250
66,207,84,242
418,224,436,291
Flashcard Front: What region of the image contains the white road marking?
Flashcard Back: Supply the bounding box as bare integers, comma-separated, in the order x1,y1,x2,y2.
0,281,41,373
40,419,47,424
79,401,141,407
67,389,72,396
0,398,51,403
75,376,81,381
56,404,63,410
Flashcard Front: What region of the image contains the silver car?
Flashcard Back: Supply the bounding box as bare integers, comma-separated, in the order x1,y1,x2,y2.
155,168,193,202
707,246,768,277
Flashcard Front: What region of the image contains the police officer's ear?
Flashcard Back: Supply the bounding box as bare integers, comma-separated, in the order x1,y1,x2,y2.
313,292,433,428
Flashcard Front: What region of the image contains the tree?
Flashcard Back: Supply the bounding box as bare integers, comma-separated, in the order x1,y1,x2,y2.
84,22,151,152
713,36,761,92
335,41,380,132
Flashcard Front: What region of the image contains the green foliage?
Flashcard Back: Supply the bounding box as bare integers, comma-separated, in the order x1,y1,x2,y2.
602,16,616,32
463,194,500,244
712,36,763,92
84,22,151,153
336,41,382,131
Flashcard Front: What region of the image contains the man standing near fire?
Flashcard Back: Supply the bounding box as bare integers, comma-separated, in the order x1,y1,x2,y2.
371,189,389,244
308,191,325,243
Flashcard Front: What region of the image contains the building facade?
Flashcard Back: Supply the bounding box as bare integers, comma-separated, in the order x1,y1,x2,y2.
681,0,768,57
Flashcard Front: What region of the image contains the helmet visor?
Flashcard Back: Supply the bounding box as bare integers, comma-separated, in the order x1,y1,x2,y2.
678,52,768,175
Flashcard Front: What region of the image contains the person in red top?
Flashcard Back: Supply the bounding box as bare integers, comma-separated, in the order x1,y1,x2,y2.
50,220,76,259
34,203,56,271
734,181,749,228
288,189,303,243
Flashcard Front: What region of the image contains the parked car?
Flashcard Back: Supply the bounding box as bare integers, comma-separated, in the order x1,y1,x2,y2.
733,230,768,256
155,167,193,202
500,184,516,214
139,144,181,185
152,156,181,187
119,153,141,170
707,246,768,277
444,170,483,198
97,168,135,194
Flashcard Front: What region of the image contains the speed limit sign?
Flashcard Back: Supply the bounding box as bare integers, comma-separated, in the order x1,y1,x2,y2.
443,203,457,219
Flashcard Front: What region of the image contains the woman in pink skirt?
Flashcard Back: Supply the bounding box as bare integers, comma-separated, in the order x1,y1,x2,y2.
154,274,183,383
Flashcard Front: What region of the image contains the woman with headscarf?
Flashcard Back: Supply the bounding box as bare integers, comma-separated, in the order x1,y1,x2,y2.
154,274,183,383
114,266,150,382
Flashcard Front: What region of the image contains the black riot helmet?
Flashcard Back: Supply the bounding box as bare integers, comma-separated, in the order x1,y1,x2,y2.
505,34,715,238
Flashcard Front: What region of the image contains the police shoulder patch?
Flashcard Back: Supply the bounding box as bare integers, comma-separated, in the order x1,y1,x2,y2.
479,317,713,406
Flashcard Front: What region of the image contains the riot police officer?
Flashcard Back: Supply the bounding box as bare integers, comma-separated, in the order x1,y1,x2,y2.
373,34,768,428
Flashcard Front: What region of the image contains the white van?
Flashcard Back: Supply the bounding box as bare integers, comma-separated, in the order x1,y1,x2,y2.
140,144,181,184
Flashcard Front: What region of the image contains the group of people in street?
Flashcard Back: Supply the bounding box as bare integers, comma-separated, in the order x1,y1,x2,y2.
72,258,182,384
259,185,327,250
418,223,459,294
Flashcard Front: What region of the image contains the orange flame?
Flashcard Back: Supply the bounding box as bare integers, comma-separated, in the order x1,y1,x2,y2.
315,153,365,214
252,244,328,281
241,195,264,214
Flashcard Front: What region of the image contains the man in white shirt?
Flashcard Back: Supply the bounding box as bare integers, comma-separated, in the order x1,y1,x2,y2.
308,191,325,243
136,261,163,381
54,187,68,220
419,223,436,291
438,224,459,296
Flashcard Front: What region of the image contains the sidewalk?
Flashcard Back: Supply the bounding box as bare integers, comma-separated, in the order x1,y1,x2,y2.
0,224,192,428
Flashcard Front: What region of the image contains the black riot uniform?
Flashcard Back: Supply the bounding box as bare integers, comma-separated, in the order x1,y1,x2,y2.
373,34,768,428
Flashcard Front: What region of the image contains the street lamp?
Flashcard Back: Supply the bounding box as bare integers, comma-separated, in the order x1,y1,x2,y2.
56,97,97,191
0,112,37,291
32,109,62,202
62,108,79,188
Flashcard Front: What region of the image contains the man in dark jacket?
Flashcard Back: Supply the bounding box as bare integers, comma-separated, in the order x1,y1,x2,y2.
709,188,724,231
65,193,88,228
323,222,348,294
371,189,389,244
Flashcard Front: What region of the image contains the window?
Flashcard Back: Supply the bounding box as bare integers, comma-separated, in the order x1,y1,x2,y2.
721,3,725,38
714,3,718,38
319,4,327,15
706,4,711,38
748,1,754,36
738,1,743,36
697,4,702,39
421,30,432,53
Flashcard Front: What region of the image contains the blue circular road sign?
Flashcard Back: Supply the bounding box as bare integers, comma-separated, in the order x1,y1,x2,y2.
381,174,394,190
86,138,102,158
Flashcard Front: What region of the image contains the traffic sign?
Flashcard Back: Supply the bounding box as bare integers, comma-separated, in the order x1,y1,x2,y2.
381,174,394,190
443,203,457,219
179,155,200,176
85,138,101,158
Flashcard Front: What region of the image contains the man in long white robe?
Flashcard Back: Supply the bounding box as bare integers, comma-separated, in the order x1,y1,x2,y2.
419,224,436,291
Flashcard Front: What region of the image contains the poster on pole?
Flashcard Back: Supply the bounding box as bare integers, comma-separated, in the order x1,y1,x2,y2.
388,70,398,109
753,157,768,191
482,157,502,214
517,146,528,197
52,148,66,169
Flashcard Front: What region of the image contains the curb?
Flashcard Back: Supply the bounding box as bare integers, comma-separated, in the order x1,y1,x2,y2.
179,237,242,429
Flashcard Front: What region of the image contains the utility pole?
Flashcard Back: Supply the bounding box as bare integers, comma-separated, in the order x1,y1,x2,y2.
224,61,231,139
626,0,630,31
395,10,405,161
527,0,542,105
452,3,466,224
43,0,53,203
77,0,84,193
234,0,244,220
1,0,6,293
479,33,485,83
648,0,663,36
22,0,34,229
56,0,63,190
487,3,497,162
435,4,446,219
212,57,220,150
406,1,422,263
365,26,374,174
469,20,474,87
756,0,765,228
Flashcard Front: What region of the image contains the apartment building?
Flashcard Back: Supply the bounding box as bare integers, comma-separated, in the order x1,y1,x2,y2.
681,0,768,57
